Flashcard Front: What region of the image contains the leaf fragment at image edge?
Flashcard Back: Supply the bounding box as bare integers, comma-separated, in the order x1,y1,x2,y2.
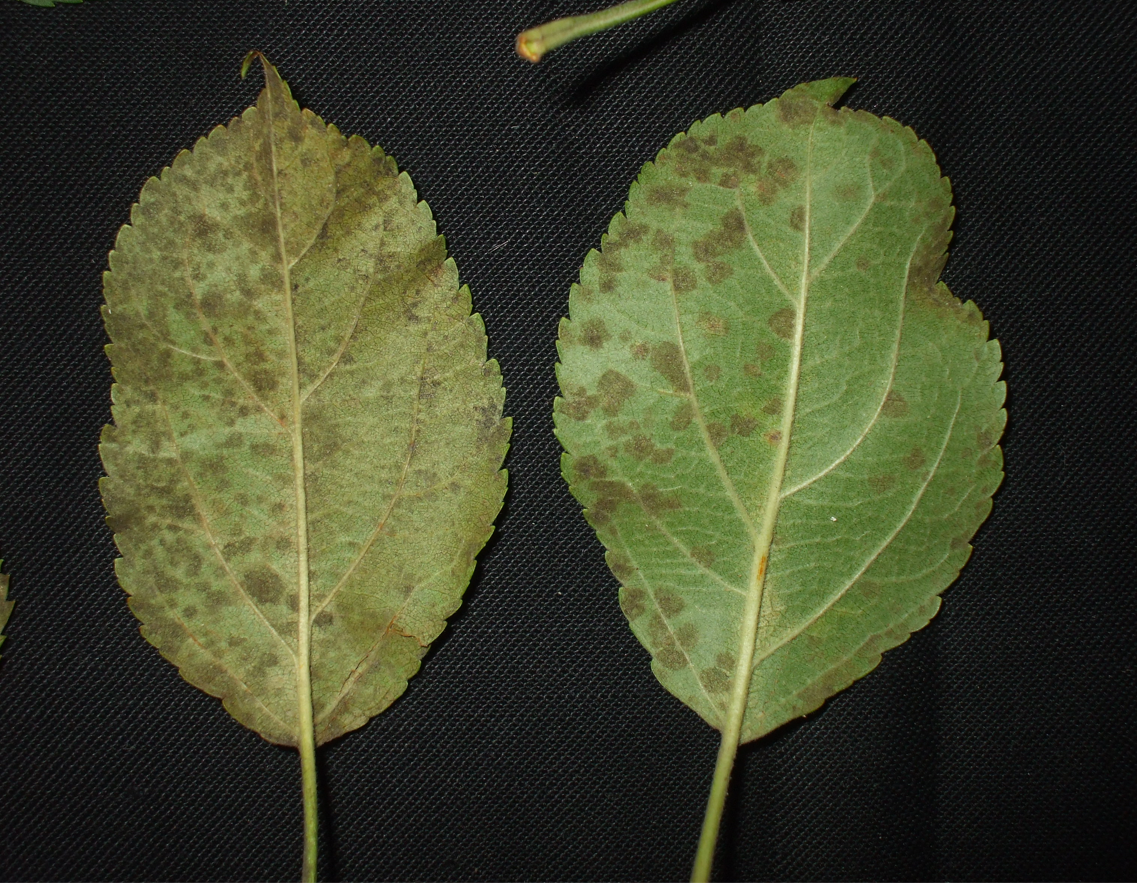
0,561,11,663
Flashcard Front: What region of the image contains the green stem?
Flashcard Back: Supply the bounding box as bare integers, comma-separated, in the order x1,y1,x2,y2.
516,0,683,62
691,729,739,881
299,722,318,882
689,555,766,883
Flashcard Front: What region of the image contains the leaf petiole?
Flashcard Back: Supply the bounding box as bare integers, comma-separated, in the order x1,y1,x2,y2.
516,0,683,62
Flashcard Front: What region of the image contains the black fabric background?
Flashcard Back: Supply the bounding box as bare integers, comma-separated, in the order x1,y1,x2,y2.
1,1,1135,880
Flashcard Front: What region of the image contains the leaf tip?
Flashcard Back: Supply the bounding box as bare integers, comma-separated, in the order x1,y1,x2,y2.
240,50,277,84
239,50,260,79
793,77,858,107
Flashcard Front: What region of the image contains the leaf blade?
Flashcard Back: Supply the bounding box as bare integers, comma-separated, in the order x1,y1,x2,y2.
555,79,1004,742
100,61,509,747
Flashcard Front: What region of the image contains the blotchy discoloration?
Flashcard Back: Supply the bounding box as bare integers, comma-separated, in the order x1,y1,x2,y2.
101,60,509,747
651,342,691,392
768,308,796,340
881,390,909,418
597,370,636,417
579,318,610,349
657,590,686,618
902,446,926,471
620,585,647,620
626,434,675,464
730,414,758,437
670,401,694,431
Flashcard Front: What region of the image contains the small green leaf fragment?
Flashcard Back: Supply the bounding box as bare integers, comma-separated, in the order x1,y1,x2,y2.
0,561,11,662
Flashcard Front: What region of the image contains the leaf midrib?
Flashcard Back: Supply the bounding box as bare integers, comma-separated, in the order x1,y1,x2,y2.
718,112,820,738
262,84,314,744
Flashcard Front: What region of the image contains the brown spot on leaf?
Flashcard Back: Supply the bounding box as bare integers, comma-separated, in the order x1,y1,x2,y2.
691,545,716,567
708,421,729,447
704,261,733,284
597,370,636,416
768,156,799,184
856,256,871,272
313,610,335,628
730,414,757,437
701,667,730,694
703,364,722,383
903,447,926,471
673,265,697,293
620,586,647,620
573,455,608,481
789,204,806,231
754,177,779,205
716,652,736,672
608,552,637,581
651,342,690,392
765,430,783,445
756,341,776,361
647,182,690,208
580,318,610,349
638,483,682,516
630,341,650,360
697,313,728,336
244,566,284,604
560,386,599,421
719,135,764,173
776,94,815,127
657,590,686,618
868,473,897,495
881,390,909,418
675,622,700,650
652,230,675,253
694,208,746,263
719,172,740,189
626,434,674,464
656,642,687,670
743,363,762,377
763,396,783,415
587,479,636,526
860,579,882,600
604,419,633,438
768,308,796,340
670,401,694,431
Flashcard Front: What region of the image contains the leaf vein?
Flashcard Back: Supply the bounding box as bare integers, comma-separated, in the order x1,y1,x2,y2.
753,392,962,668
154,396,298,664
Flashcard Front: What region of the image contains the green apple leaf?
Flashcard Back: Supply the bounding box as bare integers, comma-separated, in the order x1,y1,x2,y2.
555,78,1004,874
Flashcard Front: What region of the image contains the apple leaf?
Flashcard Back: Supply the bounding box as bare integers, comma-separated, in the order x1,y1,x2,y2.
100,57,510,750
556,78,1004,745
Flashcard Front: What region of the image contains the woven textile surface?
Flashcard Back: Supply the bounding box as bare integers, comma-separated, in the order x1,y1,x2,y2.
1,1,1135,880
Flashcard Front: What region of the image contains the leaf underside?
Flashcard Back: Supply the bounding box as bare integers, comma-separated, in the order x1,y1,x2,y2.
555,79,1004,742
100,62,510,747
0,562,11,662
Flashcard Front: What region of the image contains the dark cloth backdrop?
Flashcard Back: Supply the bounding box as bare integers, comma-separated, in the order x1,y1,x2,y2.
1,1,1134,880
